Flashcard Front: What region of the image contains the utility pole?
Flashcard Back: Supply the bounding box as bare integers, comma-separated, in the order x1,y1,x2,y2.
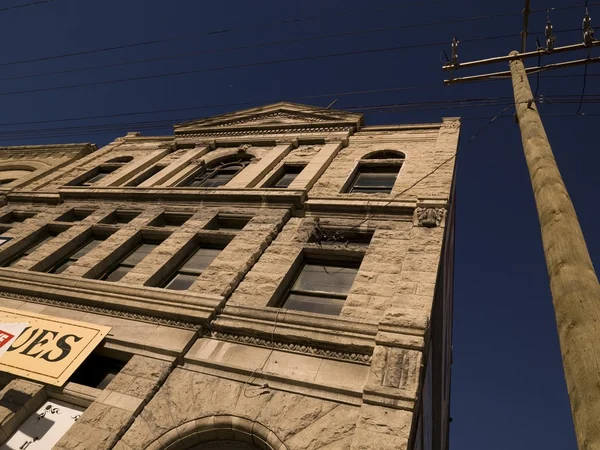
443,6,600,450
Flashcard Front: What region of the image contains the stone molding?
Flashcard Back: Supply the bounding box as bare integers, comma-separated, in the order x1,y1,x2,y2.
216,111,328,127
145,415,287,450
0,291,200,330
205,329,372,365
178,126,353,137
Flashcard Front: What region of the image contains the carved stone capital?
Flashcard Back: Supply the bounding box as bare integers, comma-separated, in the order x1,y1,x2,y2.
415,207,444,228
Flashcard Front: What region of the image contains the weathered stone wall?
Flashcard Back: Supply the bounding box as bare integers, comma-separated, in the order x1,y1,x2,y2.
54,355,172,450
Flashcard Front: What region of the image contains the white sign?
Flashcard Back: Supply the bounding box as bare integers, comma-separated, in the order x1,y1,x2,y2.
0,399,84,450
0,322,28,358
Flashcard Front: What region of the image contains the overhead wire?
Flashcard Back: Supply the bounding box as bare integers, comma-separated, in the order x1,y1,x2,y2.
0,0,54,12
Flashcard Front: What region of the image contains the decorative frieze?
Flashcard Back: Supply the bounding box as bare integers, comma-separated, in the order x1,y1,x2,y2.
206,329,372,364
0,291,199,330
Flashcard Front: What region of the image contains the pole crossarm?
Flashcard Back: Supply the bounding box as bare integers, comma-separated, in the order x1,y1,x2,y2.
442,40,600,71
444,56,600,85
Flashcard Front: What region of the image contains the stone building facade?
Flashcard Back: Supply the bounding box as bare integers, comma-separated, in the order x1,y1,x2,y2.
0,103,459,450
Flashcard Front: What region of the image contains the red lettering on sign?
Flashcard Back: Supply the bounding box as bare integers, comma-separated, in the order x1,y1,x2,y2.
0,331,15,349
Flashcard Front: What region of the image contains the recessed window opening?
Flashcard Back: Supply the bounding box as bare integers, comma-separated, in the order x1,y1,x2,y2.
348,166,400,194
55,209,94,223
185,155,254,188
78,157,133,186
204,214,251,232
101,210,141,225
161,243,224,290
264,164,305,188
364,150,406,160
148,212,193,228
68,353,128,389
0,211,37,224
100,238,164,282
48,234,110,274
279,257,362,316
0,178,17,186
3,228,67,267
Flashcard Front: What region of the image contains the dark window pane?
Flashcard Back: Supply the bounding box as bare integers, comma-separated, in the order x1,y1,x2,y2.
121,243,159,266
293,264,358,295
104,265,131,282
354,172,398,188
164,273,198,290
199,173,234,187
25,235,55,255
283,293,345,315
273,172,299,188
182,248,221,273
84,172,110,185
51,259,74,274
71,239,102,259
68,354,126,389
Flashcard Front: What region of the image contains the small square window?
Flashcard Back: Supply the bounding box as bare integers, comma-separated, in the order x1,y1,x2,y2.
279,258,361,316
68,353,128,389
263,165,305,188
148,212,193,228
204,214,251,232
347,166,400,194
0,211,37,224
100,210,141,225
55,209,94,223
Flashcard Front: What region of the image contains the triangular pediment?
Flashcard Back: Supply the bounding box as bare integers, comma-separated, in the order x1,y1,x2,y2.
175,102,363,134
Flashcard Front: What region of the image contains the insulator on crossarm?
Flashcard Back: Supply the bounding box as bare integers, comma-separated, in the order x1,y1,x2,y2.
583,9,595,47
451,36,459,67
545,18,556,51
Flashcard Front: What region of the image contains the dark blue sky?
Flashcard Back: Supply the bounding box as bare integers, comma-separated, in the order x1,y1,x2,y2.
2,0,598,448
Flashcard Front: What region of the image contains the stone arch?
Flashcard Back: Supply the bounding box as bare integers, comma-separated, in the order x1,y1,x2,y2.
145,415,287,450
201,147,259,167
0,164,38,186
362,149,405,160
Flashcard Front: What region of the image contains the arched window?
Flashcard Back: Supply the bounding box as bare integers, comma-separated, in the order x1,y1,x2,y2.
344,150,404,194
363,150,405,160
188,441,261,449
186,155,254,188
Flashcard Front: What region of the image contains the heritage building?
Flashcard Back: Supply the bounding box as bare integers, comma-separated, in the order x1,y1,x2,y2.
0,103,459,450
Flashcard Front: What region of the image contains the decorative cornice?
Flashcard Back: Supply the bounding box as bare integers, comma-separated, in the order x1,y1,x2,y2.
215,111,328,127
206,329,372,365
0,291,200,330
177,126,353,138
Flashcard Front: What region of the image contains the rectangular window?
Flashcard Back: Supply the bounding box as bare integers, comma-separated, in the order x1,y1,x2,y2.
3,229,66,267
148,212,193,228
162,244,223,290
280,259,361,315
264,165,305,188
48,237,106,274
0,211,37,224
100,239,163,282
204,214,251,232
309,229,374,247
100,210,141,225
69,353,128,389
348,166,400,194
82,169,112,186
55,209,94,222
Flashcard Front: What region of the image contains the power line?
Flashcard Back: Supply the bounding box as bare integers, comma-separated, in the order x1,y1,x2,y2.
0,2,589,71
0,0,54,12
0,0,441,68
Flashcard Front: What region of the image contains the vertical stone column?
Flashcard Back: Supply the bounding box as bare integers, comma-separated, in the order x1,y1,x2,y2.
54,355,171,450
0,379,47,444
287,141,343,190
228,143,292,188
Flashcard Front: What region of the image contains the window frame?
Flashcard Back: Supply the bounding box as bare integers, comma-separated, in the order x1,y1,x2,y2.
159,240,226,290
46,230,113,274
98,235,166,282
346,163,402,194
179,155,254,188
276,250,364,316
70,157,133,187
1,225,70,267
261,164,306,189
203,213,252,232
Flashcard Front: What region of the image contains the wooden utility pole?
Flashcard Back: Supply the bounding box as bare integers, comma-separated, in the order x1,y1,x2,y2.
442,7,600,449
510,53,600,450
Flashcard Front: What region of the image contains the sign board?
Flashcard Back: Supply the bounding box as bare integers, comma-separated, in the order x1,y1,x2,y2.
0,307,111,386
